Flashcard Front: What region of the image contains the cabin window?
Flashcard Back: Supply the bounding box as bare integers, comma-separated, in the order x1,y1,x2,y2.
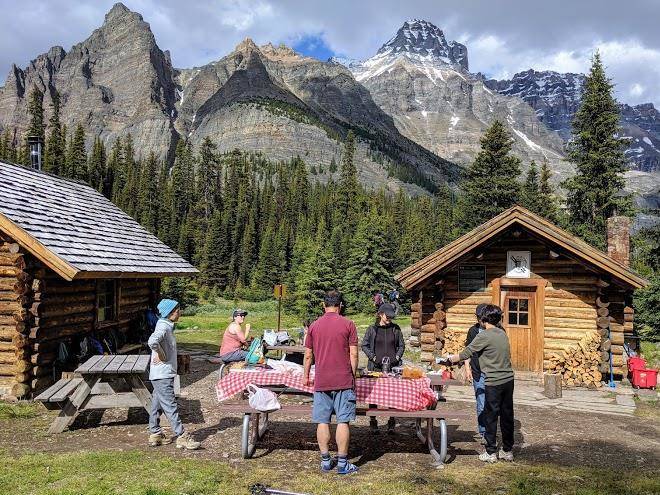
508,298,529,326
97,280,118,323
458,265,486,292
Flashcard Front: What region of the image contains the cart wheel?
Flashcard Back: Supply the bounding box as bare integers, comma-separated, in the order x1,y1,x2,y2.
241,413,260,459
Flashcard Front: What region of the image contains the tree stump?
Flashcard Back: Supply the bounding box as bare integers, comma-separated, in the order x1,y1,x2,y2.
543,373,562,399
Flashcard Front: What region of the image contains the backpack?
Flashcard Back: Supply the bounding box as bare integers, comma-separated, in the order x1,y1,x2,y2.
245,338,264,365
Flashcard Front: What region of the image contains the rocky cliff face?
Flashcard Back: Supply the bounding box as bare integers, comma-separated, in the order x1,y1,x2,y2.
485,70,660,174
175,37,462,191
341,21,570,183
0,3,179,159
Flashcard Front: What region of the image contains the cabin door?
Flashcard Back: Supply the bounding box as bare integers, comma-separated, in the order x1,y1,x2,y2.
502,288,540,372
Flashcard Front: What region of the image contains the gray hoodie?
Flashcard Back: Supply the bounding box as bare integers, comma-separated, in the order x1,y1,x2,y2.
148,318,178,380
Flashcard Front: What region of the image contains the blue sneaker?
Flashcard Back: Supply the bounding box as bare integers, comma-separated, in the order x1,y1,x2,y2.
321,457,337,472
337,460,359,475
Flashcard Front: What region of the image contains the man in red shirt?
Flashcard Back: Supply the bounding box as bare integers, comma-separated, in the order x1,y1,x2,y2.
303,290,359,475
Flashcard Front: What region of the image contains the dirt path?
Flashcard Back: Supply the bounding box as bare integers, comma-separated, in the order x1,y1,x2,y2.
2,357,659,476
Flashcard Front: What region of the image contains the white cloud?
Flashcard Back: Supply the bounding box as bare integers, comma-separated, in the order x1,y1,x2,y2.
1,0,659,108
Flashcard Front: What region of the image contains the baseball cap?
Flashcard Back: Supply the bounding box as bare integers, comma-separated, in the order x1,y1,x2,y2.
378,303,396,318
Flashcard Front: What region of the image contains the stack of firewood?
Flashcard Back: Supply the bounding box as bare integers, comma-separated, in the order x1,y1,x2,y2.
546,330,603,388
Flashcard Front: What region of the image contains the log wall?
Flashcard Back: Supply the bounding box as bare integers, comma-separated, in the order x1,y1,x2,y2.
0,230,159,396
407,230,628,383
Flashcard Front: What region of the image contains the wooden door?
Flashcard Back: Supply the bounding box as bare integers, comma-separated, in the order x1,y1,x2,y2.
502,289,540,371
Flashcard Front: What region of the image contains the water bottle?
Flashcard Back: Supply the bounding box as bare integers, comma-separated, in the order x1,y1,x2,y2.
381,356,391,374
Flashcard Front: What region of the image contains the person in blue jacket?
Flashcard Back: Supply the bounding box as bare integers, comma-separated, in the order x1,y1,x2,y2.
147,298,201,450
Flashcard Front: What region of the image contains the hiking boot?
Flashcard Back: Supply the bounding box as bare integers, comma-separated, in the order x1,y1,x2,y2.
369,419,380,435
498,449,514,462
148,432,172,447
337,460,359,475
176,432,201,450
387,418,396,434
320,457,338,472
478,451,498,463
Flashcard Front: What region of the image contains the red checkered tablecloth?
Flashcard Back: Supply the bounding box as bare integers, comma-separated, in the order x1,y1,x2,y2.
216,370,436,411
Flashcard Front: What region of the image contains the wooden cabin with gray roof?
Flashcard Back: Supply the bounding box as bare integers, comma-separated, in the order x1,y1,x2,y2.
0,161,198,398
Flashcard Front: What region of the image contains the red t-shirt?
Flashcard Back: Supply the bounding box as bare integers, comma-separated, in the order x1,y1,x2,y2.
305,312,358,392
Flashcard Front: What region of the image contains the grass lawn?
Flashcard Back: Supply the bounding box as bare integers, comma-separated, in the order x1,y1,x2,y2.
176,298,385,349
1,449,658,495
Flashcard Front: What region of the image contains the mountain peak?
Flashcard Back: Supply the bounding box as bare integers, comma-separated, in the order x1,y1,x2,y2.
105,3,136,23
377,19,468,70
235,37,260,54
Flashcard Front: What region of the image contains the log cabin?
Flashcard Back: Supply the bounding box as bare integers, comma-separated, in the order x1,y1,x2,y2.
0,161,198,398
396,206,648,387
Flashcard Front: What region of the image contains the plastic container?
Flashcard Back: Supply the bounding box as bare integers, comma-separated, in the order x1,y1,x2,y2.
627,356,646,373
632,368,658,389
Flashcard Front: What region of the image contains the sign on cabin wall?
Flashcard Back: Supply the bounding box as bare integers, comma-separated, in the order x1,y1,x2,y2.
506,251,531,278
459,265,486,292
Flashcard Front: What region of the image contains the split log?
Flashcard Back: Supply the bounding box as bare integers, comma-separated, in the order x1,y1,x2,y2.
30,352,57,365
435,319,446,331
610,345,624,355
597,316,612,328
420,351,434,363
0,351,16,364
595,296,610,308
0,325,16,341
420,333,435,344
0,363,15,375
543,373,562,398
434,326,445,339
0,342,13,352
421,343,435,352
597,307,610,317
421,324,436,333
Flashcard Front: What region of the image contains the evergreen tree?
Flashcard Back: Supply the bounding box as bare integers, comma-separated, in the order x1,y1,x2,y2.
25,86,45,165
203,210,232,289
538,160,559,223
342,209,394,313
87,136,106,191
633,225,660,341
563,52,632,248
137,152,159,232
521,161,542,214
43,91,65,175
457,120,521,231
65,124,88,181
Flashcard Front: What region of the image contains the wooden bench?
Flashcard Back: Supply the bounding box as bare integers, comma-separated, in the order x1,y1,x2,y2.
218,402,470,465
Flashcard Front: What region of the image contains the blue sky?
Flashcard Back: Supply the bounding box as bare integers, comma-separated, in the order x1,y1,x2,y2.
293,35,336,62
1,0,660,107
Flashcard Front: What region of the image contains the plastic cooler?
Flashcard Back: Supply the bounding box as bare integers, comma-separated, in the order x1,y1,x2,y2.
632,368,658,389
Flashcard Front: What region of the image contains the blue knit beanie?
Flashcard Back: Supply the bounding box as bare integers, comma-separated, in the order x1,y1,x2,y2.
158,298,179,319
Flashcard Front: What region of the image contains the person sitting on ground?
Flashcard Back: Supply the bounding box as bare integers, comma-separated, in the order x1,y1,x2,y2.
464,303,488,442
444,304,514,463
304,290,359,475
361,303,405,433
148,298,201,450
218,309,250,363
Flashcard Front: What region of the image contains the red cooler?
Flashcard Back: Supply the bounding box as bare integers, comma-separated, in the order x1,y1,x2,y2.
632,368,658,389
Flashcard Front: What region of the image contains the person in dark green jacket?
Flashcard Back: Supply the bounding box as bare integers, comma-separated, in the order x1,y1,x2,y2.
445,304,514,463
361,303,405,433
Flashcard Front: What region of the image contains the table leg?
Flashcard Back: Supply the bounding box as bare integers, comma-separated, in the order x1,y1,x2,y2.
48,375,100,434
126,375,153,413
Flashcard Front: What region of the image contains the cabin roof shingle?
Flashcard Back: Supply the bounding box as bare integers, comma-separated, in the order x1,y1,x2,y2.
395,206,648,290
0,161,198,280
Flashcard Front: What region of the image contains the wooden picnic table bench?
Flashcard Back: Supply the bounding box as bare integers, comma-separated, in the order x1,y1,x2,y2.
218,401,470,465
35,354,154,434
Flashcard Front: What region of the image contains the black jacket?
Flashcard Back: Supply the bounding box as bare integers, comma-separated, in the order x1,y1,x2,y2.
361,322,405,371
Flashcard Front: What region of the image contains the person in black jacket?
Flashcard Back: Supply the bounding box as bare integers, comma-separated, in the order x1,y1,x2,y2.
361,303,405,433
464,303,488,441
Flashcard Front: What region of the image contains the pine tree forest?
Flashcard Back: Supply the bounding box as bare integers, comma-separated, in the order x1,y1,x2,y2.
3,54,657,335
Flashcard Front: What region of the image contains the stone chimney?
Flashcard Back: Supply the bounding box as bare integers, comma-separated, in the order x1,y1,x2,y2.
607,216,631,266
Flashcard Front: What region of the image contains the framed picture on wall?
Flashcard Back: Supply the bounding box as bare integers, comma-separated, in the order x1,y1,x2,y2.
459,264,486,292
506,251,531,278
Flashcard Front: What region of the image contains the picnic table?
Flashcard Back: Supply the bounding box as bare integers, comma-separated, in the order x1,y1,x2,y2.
216,369,468,465
35,354,153,434
264,344,306,357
